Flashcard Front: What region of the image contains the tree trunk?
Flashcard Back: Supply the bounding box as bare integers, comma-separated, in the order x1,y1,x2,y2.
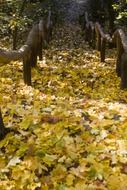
0,109,9,140
12,0,28,50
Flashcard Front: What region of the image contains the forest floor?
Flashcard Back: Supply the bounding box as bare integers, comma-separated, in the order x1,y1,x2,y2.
1,1,127,190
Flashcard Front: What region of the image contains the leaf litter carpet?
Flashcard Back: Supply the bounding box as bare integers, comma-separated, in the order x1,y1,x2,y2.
1,23,127,190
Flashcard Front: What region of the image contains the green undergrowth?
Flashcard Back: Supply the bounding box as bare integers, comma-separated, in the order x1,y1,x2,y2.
0,24,127,190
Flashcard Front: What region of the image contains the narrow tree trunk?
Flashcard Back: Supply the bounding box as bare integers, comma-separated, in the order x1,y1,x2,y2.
12,26,18,50
12,0,27,50
101,38,106,62
0,109,9,140
23,54,32,86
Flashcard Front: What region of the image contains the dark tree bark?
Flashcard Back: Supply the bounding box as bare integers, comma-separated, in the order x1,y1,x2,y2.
101,34,112,62
89,21,95,48
121,52,127,89
101,38,106,62
84,12,89,42
0,109,9,140
12,26,18,50
38,18,47,60
38,10,53,60
88,0,106,25
88,0,116,32
12,0,28,50
106,0,116,33
21,45,32,86
95,23,102,51
25,24,39,67
112,29,126,77
46,10,53,43
95,23,112,62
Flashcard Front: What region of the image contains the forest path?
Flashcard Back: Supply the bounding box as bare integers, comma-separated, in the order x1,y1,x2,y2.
55,0,88,24
32,13,127,188
1,1,127,189
62,0,87,23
